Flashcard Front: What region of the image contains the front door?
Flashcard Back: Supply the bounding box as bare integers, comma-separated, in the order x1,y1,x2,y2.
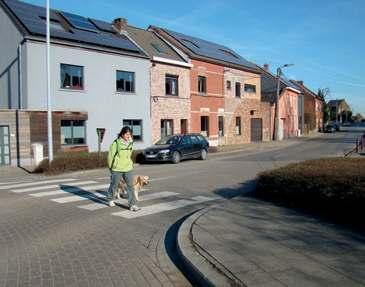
0,126,11,165
181,119,187,134
250,118,263,142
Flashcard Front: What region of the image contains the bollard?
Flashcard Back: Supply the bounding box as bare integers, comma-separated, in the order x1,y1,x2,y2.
356,138,359,153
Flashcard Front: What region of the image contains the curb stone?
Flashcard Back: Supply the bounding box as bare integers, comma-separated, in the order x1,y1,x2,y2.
177,204,245,287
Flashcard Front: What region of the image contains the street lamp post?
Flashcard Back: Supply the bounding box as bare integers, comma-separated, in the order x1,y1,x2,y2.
274,64,294,141
46,0,53,162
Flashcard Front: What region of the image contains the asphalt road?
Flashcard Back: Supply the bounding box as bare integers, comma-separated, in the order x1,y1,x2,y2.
0,131,361,287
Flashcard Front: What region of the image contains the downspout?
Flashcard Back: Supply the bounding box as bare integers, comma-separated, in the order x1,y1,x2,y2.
17,43,23,109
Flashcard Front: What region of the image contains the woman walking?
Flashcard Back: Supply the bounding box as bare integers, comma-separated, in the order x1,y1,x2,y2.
107,126,140,211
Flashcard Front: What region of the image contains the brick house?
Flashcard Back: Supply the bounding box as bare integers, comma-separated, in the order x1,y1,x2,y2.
291,80,324,132
260,65,302,139
0,0,152,166
151,27,270,146
328,99,351,123
125,25,192,143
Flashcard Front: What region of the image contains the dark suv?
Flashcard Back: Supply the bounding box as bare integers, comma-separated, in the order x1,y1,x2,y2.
143,134,209,164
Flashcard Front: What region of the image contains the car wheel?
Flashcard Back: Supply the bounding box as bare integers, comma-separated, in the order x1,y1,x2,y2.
200,149,207,160
172,151,181,164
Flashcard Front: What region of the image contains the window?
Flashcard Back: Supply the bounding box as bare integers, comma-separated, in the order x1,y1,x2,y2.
198,76,207,94
190,135,200,145
181,136,192,145
165,75,178,96
123,120,142,140
201,116,209,136
117,71,135,93
235,82,241,98
226,80,231,90
244,84,256,93
151,43,167,53
197,135,207,143
60,64,84,90
61,120,86,145
218,116,224,136
161,119,173,138
235,117,241,135
40,17,65,31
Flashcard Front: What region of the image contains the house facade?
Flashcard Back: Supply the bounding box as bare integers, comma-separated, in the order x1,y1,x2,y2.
328,99,351,123
151,27,270,146
260,65,302,140
125,25,192,143
0,0,152,166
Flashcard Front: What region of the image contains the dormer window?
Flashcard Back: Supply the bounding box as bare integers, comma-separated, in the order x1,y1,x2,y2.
40,16,65,31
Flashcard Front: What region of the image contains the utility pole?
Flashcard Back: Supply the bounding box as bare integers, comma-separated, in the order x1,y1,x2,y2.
46,0,53,161
274,64,294,141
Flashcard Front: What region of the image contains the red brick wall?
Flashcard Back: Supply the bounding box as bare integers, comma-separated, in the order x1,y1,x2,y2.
190,59,224,145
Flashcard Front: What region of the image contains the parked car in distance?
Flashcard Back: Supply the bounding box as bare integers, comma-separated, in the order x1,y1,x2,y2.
324,124,336,133
333,122,340,131
143,134,209,164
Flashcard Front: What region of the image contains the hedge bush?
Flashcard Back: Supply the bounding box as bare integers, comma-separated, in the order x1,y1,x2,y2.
256,158,365,222
34,150,145,175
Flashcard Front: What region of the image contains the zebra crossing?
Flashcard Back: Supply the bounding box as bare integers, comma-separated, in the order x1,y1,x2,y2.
2,177,218,219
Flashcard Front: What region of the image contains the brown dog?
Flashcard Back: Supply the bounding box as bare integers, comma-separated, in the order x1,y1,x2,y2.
117,175,149,201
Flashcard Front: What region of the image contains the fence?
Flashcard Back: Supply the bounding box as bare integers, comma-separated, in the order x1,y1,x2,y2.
344,132,365,157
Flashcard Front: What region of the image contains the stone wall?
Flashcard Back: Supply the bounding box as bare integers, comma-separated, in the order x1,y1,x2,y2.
150,62,190,143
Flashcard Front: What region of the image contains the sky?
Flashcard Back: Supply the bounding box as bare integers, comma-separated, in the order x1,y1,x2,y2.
23,0,365,115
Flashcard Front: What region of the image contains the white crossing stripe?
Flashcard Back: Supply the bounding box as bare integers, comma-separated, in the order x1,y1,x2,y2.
13,181,97,193
112,196,217,219
51,186,150,204
0,180,30,186
78,191,179,211
28,181,99,197
0,178,76,190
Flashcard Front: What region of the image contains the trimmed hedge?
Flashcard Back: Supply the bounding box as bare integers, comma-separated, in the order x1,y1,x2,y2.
256,158,365,222
34,150,144,175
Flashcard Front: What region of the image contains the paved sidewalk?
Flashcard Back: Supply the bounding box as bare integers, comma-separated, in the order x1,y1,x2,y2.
178,196,365,287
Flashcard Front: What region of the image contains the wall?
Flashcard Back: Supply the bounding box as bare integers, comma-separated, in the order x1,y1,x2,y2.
0,110,31,166
279,89,300,138
0,5,25,109
190,59,224,146
223,67,270,144
150,62,190,143
24,41,152,151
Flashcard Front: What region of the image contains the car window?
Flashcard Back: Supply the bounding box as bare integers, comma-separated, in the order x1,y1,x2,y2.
156,135,180,145
197,135,207,143
181,136,192,145
190,135,200,144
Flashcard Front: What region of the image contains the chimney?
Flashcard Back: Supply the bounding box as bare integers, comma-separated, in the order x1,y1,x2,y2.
297,80,304,86
263,64,269,71
112,18,128,34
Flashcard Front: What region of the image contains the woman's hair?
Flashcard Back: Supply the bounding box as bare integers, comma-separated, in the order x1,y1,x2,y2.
118,126,132,138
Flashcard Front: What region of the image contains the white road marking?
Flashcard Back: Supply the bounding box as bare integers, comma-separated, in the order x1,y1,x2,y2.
28,181,100,197
78,191,179,211
112,196,217,219
0,178,76,190
0,180,30,185
13,181,97,193
51,190,108,203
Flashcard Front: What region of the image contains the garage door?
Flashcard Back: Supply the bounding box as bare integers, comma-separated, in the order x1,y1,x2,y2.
0,126,10,165
251,118,263,142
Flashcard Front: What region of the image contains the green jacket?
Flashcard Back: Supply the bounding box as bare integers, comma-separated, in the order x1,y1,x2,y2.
107,138,133,172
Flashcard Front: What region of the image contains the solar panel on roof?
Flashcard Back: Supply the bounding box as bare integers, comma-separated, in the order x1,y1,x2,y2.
89,19,114,33
61,12,98,33
4,0,144,54
164,28,258,71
